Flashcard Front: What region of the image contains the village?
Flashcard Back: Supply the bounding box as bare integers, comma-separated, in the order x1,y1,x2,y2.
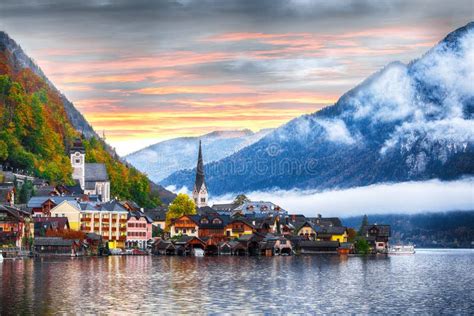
0,138,391,258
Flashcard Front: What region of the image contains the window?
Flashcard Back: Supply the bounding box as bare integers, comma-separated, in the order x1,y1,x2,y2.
191,229,195,233
201,198,206,202
183,229,187,234
75,159,81,164
212,218,222,224
201,218,209,224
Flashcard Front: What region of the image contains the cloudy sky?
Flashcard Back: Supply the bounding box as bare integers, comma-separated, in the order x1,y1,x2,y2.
0,0,472,155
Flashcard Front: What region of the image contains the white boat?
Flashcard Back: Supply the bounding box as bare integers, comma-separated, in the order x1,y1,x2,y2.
389,245,415,255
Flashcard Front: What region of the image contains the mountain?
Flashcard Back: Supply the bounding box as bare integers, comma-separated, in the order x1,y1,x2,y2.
342,211,474,248
125,128,273,182
162,22,474,195
0,31,163,207
0,32,97,139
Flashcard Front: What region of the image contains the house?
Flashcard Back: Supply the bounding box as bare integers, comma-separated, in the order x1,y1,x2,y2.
27,196,78,217
152,240,176,255
0,204,31,248
126,210,153,249
145,207,167,231
299,240,340,254
49,200,82,230
362,224,391,253
34,185,60,197
295,221,318,240
197,214,230,242
237,233,265,256
326,226,348,243
70,138,110,202
79,200,128,249
169,215,200,238
173,235,206,256
34,237,82,256
0,183,15,206
33,217,70,237
224,218,255,239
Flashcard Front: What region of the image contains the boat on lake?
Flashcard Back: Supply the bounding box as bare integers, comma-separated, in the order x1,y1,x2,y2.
389,245,415,255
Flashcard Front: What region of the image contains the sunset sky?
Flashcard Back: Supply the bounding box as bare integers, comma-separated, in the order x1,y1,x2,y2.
0,0,472,155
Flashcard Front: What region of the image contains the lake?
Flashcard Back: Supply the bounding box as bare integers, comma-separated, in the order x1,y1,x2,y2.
1,249,473,314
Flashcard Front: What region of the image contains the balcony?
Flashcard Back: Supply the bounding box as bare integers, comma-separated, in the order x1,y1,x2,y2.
81,217,91,222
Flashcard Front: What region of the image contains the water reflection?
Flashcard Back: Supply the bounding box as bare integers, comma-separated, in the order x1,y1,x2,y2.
1,250,473,314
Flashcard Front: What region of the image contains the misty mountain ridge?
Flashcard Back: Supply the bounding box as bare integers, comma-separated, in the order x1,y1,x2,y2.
125,128,273,182
162,22,474,195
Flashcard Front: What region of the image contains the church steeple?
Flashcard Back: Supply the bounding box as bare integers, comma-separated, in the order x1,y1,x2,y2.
193,140,208,207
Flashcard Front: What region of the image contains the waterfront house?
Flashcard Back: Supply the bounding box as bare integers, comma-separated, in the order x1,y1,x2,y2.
173,235,206,256
197,214,230,242
224,218,255,238
79,200,128,249
295,221,318,240
33,217,70,237
126,210,153,249
362,224,391,253
237,233,265,256
34,237,82,256
152,240,176,255
169,215,200,238
0,204,30,248
49,200,82,230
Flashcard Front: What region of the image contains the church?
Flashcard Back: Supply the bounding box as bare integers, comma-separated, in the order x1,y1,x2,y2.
192,140,208,208
70,138,111,202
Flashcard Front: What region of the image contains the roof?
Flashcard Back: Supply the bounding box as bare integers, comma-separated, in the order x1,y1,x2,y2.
197,214,231,229
33,217,69,230
27,196,78,209
197,206,218,216
34,186,58,197
145,207,167,221
85,163,109,182
0,204,27,220
233,201,287,216
193,140,205,191
128,210,153,223
34,237,75,246
212,203,238,212
363,224,391,237
100,200,128,213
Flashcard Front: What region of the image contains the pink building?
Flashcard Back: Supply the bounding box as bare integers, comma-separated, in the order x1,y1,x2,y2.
126,211,153,249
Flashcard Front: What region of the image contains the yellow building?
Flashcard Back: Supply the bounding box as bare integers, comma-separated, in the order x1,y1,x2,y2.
224,219,255,239
295,222,317,240
79,201,128,249
50,200,82,231
330,228,348,243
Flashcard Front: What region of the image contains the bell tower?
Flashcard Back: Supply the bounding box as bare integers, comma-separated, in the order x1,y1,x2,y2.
192,140,208,208
70,138,85,189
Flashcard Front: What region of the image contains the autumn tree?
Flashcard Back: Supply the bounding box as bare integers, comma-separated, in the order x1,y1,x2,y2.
165,193,196,230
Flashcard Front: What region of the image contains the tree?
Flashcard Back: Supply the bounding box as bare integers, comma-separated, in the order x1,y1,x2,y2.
358,214,369,236
347,228,357,242
233,194,250,206
165,193,196,230
355,238,370,255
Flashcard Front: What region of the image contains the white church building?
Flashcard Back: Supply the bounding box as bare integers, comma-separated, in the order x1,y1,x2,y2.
70,138,111,202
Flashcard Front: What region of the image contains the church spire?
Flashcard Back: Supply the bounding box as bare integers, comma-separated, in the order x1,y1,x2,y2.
193,140,208,207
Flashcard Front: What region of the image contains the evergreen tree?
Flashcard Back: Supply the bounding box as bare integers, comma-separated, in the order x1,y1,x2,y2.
358,214,369,236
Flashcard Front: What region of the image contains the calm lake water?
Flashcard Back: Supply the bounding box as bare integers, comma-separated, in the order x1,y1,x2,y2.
1,249,473,314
